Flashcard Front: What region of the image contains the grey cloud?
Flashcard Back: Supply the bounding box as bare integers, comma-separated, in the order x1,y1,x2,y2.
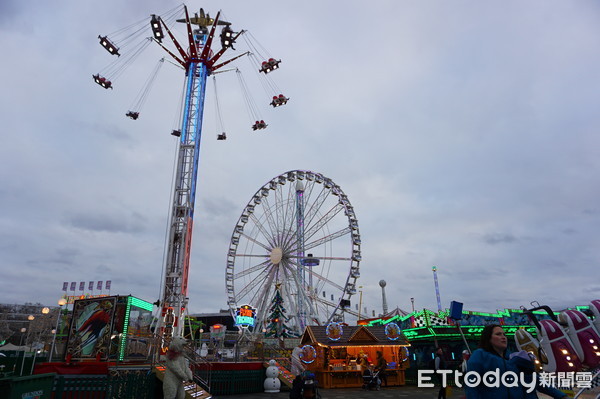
483,233,517,245
65,212,146,234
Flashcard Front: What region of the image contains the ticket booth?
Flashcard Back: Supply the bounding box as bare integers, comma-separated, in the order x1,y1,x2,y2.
298,324,410,388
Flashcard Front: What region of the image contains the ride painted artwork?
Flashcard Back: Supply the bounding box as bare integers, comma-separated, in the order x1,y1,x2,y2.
66,297,116,359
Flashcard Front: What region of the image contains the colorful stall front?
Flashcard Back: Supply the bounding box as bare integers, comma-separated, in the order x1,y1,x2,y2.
299,324,410,388
64,295,154,362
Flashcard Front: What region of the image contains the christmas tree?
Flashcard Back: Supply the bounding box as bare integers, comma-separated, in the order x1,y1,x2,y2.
265,284,298,338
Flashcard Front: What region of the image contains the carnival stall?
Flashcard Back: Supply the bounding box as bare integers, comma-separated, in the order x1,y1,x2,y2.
298,324,410,388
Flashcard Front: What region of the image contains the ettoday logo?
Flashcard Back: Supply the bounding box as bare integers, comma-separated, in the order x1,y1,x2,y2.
418,369,536,393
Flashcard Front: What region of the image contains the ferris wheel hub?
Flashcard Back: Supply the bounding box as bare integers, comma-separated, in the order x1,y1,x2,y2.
270,247,283,264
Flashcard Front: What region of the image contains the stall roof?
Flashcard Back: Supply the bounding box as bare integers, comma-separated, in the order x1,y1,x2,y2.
301,325,409,347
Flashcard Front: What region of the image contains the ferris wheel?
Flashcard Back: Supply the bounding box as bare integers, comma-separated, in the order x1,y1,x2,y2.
226,170,362,335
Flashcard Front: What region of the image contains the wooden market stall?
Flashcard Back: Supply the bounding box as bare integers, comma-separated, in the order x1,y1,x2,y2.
299,325,410,388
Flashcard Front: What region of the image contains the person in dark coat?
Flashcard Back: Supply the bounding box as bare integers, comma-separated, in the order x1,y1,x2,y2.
435,347,447,399
465,324,526,399
289,375,303,399
374,350,388,387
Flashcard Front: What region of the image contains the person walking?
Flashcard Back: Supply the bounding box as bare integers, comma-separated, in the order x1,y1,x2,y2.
374,350,388,387
291,345,305,376
434,347,447,399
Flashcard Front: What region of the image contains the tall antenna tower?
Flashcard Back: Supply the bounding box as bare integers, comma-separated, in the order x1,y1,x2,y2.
379,279,388,316
432,266,442,312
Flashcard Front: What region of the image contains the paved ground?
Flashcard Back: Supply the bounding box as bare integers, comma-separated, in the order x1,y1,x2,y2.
211,386,466,399
210,385,600,399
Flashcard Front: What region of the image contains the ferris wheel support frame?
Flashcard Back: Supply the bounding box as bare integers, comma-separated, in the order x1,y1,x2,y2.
225,170,363,335
296,182,307,330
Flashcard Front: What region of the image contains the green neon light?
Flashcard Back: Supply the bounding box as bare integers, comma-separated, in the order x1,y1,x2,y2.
130,297,153,311
119,296,132,361
388,325,537,341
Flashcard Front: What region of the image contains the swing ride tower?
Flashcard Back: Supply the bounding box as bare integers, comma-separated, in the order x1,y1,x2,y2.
94,5,287,350
152,7,245,348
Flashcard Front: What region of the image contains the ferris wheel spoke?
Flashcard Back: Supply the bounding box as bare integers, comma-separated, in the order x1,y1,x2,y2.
303,204,345,243
259,195,279,243
281,259,319,319
279,260,300,319
251,270,276,317
314,296,360,318
287,258,345,291
236,265,273,302
279,186,298,250
285,203,344,251
272,184,284,246
248,213,275,248
303,227,352,252
303,186,331,227
238,231,272,252
234,259,271,279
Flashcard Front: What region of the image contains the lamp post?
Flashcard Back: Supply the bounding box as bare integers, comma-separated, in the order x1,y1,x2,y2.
48,298,67,362
19,328,26,346
25,315,35,350
40,307,50,352
357,286,364,322
20,316,34,376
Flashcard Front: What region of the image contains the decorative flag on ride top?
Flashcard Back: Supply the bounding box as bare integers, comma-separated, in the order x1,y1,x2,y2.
70,282,76,291
88,281,94,291
62,282,68,291
79,281,85,291
106,280,111,290
97,281,103,291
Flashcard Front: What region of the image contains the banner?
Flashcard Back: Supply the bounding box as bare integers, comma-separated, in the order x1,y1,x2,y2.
79,281,85,291
88,281,94,291
70,282,76,291
106,280,111,290
97,281,103,291
62,282,69,291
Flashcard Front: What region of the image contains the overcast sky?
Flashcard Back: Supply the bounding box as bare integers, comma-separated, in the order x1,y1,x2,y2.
1,1,599,319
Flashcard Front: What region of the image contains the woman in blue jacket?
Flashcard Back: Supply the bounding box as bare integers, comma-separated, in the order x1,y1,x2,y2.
465,324,526,399
510,351,566,399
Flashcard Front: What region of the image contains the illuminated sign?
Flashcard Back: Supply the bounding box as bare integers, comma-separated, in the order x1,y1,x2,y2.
326,322,343,341
399,325,538,340
235,304,256,327
385,322,401,340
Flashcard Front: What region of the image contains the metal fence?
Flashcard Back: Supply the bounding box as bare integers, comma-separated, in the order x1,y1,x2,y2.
52,372,155,399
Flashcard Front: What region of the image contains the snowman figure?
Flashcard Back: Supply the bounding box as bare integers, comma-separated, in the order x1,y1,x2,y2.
264,359,281,393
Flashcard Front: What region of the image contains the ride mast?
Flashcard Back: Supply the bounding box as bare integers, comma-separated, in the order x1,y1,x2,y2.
155,6,244,348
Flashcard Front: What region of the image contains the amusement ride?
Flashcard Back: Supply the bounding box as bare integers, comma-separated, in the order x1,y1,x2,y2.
93,5,293,350
93,5,361,349
226,170,362,336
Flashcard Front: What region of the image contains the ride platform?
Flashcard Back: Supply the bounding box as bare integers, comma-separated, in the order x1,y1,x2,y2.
154,364,212,399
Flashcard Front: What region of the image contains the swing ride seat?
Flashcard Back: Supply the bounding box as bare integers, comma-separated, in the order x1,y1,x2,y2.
126,111,139,120
92,74,113,89
270,94,289,107
259,58,281,74
98,35,120,56
252,120,267,130
217,133,227,140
